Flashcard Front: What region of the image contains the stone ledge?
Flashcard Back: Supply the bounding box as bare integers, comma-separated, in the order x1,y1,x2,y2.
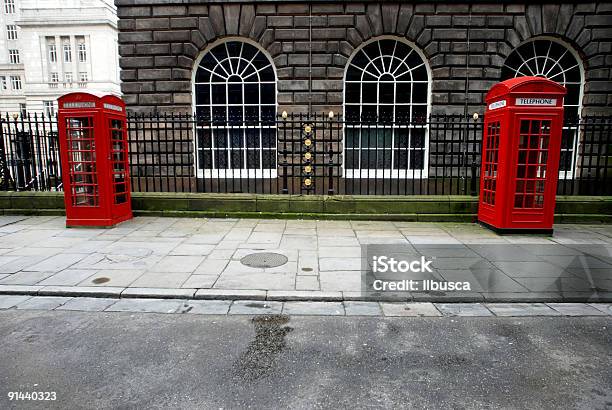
1,191,610,223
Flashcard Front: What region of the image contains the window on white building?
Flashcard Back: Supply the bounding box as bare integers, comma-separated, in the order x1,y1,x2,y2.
65,72,73,83
78,42,87,62
43,101,55,117
48,44,57,63
8,49,19,64
6,25,17,40
79,72,88,82
0,76,6,90
50,72,59,82
63,43,72,63
4,0,15,14
10,75,21,90
19,103,26,116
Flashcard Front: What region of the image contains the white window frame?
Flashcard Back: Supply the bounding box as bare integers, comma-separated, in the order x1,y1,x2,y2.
4,0,15,13
10,75,21,90
0,76,6,90
63,43,72,63
502,36,585,180
8,49,19,64
192,38,278,179
78,42,87,62
65,72,73,83
43,101,55,117
48,44,57,63
79,71,88,82
6,24,17,40
343,36,432,179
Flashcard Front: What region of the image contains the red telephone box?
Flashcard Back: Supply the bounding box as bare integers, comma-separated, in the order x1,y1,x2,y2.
58,92,132,227
478,77,566,234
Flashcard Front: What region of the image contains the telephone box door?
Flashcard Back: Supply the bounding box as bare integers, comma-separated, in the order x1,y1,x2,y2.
108,115,131,219
509,115,562,226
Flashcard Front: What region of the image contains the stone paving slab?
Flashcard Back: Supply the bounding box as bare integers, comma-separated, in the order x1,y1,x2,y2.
229,300,283,315
105,298,183,314
56,297,117,312
589,303,612,314
15,296,71,310
282,301,345,315
380,302,443,317
344,301,383,316
0,294,32,309
485,303,561,316
546,303,609,316
435,303,494,317
178,299,232,315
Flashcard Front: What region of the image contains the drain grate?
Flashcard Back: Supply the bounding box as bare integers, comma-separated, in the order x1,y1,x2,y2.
240,252,288,268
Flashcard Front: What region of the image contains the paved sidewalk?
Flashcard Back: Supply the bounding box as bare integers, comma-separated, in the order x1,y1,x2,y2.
0,215,610,302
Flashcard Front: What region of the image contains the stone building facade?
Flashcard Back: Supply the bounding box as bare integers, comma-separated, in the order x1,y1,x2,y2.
116,1,612,117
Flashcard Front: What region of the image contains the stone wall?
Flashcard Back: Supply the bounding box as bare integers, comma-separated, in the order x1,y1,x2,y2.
116,1,612,116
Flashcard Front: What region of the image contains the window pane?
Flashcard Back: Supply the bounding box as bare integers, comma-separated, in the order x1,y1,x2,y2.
261,84,275,104
244,84,259,104
227,83,242,104
345,83,360,103
195,84,210,105
212,84,225,104
362,83,377,103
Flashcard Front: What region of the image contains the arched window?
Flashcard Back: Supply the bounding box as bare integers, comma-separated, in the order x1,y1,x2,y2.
193,40,276,177
344,37,431,178
501,38,584,176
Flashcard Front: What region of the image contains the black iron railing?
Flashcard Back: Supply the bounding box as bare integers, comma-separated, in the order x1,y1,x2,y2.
0,113,61,191
1,112,610,196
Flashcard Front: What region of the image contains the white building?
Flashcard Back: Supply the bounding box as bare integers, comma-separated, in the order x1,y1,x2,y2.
0,0,120,116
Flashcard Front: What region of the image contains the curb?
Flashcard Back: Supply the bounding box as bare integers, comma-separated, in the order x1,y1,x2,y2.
1,285,610,303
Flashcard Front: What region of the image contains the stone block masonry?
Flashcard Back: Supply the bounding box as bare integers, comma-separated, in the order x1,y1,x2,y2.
116,1,612,116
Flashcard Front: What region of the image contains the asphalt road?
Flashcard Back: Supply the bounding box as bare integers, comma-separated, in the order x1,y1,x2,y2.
0,310,610,409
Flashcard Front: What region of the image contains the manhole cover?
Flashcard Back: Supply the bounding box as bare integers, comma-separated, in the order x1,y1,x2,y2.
92,277,110,284
240,252,288,268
